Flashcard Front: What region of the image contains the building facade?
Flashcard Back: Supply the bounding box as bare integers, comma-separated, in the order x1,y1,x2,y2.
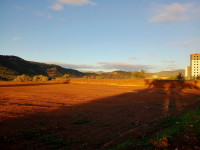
190,54,200,79
185,66,191,80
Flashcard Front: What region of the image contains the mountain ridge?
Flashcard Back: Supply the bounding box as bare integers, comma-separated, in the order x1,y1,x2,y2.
0,55,84,80
0,55,185,80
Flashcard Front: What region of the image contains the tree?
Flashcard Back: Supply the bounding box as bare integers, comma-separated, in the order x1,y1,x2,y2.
33,75,48,82
61,74,70,79
55,74,70,80
132,70,147,79
132,71,139,79
192,75,200,80
176,73,184,80
14,74,32,82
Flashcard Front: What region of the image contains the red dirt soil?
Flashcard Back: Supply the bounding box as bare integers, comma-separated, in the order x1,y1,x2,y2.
0,80,200,149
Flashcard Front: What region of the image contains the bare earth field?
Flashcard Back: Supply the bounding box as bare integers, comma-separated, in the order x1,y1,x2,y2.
0,80,200,149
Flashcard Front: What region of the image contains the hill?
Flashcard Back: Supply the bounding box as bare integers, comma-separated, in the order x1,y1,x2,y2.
84,70,185,79
99,71,132,79
0,55,84,80
0,55,185,81
152,70,185,77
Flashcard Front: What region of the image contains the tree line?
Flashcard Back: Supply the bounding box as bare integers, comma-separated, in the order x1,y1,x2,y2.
13,74,70,82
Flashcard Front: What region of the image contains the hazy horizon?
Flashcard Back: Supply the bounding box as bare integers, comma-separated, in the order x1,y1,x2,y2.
1,0,200,72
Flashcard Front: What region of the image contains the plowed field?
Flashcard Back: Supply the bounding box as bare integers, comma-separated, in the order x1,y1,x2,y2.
0,80,200,149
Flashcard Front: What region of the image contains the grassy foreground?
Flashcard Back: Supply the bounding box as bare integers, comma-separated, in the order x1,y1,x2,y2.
110,107,200,150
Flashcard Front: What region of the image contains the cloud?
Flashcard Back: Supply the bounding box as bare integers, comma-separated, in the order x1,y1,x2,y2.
49,0,96,11
98,62,152,71
160,59,187,71
162,64,180,71
167,38,200,48
15,5,24,10
167,42,177,47
47,13,52,19
47,61,152,71
149,3,196,23
47,61,183,72
59,17,64,21
35,12,45,17
48,3,63,10
180,38,200,47
58,0,96,6
149,53,158,57
13,36,19,41
47,62,96,70
152,63,181,72
129,57,139,60
162,60,175,63
35,11,52,19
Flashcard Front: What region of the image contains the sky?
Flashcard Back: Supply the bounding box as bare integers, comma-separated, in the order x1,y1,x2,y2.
0,0,200,72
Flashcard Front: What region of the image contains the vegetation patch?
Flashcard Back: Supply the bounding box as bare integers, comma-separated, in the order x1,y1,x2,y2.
92,140,103,147
103,123,112,127
14,129,40,140
109,107,200,150
12,130,72,149
124,124,135,129
0,64,17,81
109,141,133,150
38,135,71,148
38,121,47,126
73,119,91,125
33,75,48,82
14,74,32,82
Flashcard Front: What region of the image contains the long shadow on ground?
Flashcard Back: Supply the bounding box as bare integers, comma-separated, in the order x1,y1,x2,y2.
0,80,200,150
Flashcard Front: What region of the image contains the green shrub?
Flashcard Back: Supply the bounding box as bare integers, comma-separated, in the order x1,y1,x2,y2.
55,74,70,80
132,69,147,79
14,74,32,82
176,73,184,80
73,119,91,125
33,75,48,82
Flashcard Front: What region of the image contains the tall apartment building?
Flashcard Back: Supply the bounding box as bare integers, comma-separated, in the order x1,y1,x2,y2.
190,54,200,79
